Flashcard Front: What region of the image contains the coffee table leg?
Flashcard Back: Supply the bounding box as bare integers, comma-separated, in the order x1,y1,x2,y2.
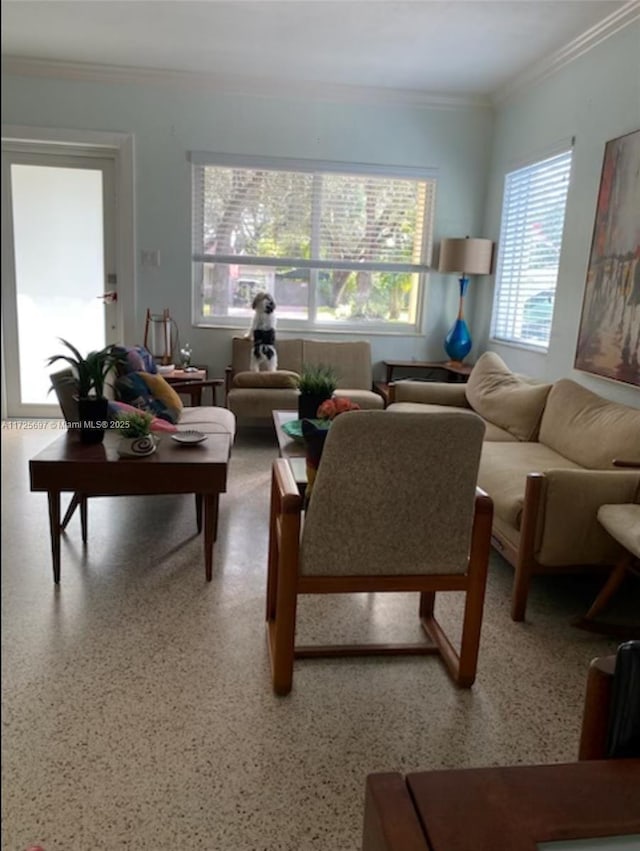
195,494,203,534
80,495,88,543
203,493,218,581
47,490,62,584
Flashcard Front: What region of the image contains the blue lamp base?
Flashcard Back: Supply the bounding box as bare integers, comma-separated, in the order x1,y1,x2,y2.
444,276,472,363
444,319,472,362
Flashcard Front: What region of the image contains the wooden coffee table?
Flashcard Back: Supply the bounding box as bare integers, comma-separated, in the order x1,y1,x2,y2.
30,431,231,583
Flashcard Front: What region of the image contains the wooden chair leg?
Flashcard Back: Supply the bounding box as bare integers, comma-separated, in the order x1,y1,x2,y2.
269,512,300,696
458,495,493,687
578,655,616,760
583,556,631,620
266,468,280,621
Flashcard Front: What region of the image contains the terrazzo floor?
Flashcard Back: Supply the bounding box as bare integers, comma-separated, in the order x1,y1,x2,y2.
2,424,638,851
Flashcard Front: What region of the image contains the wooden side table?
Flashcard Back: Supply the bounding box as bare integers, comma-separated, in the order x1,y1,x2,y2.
164,368,223,406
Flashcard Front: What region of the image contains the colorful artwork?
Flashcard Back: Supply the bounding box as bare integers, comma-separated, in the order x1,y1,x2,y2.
575,129,640,387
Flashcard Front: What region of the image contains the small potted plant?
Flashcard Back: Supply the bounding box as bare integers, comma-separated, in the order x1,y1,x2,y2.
296,363,338,420
114,410,157,457
47,338,124,444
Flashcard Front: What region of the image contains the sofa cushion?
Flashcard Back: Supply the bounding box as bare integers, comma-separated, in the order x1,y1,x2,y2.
387,401,519,440
302,340,372,390
478,441,581,530
227,388,298,420
178,406,236,436
140,372,183,414
114,372,180,424
539,379,640,469
231,337,303,374
233,370,299,389
465,352,552,441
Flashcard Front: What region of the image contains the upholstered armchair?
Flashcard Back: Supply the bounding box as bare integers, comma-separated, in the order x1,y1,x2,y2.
266,409,493,695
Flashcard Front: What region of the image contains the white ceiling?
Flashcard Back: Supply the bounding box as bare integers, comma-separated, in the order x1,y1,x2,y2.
1,1,634,98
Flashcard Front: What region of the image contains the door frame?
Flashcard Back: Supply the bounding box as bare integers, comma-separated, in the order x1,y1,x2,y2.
1,125,135,419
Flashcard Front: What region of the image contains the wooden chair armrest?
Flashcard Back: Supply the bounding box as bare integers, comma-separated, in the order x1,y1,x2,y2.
274,459,303,513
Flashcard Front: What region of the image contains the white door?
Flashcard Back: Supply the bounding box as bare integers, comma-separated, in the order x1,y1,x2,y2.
1,148,120,417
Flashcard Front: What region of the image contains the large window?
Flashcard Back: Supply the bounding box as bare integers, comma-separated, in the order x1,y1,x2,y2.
191,154,436,331
491,147,573,349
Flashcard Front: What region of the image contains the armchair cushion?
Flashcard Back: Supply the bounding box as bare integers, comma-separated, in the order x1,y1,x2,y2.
233,370,299,389
465,352,551,441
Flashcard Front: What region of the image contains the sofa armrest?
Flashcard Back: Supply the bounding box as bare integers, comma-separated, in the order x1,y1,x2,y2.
532,469,640,566
390,380,470,407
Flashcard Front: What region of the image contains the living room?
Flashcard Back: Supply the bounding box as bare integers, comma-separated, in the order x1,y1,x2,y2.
2,2,639,849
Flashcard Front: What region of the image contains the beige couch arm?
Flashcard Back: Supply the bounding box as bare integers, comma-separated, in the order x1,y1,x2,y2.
390,381,470,407
533,469,640,566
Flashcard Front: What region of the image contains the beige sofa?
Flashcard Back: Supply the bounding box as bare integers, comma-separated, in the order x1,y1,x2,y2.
388,352,640,621
225,337,384,424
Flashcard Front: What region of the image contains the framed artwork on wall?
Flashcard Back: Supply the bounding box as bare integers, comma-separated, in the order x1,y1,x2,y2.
574,128,640,387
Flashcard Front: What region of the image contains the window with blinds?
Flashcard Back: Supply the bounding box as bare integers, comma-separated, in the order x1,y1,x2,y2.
191,156,436,330
491,148,573,349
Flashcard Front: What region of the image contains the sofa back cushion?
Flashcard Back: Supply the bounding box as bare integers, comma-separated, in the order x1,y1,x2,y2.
302,340,372,389
465,352,552,441
231,337,304,374
539,379,640,469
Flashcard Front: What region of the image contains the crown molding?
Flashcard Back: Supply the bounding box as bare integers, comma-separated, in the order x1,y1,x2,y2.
493,0,640,105
1,55,491,111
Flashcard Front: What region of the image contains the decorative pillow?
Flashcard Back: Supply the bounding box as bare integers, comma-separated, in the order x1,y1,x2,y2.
233,370,300,388
114,373,180,424
139,372,183,416
107,400,178,433
302,418,331,508
114,345,158,376
465,352,552,441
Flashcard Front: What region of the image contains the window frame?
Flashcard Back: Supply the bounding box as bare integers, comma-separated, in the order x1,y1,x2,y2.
490,143,573,352
189,152,437,335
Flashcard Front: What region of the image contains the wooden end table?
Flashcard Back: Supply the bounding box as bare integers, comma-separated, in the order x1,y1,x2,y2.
30,431,231,583
164,368,224,406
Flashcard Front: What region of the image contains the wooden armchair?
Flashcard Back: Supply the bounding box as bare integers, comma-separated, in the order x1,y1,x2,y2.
266,410,493,695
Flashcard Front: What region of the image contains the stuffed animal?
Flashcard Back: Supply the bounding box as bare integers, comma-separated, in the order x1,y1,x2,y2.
244,291,278,371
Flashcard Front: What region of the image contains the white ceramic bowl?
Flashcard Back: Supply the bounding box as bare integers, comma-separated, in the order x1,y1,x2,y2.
156,364,175,375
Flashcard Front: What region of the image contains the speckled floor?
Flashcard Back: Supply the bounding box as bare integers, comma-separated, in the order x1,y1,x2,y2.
2,424,637,851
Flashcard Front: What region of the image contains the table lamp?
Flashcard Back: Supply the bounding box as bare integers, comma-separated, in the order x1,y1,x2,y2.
438,237,493,363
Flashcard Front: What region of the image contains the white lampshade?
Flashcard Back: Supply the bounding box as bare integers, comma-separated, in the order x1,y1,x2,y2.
438,237,494,275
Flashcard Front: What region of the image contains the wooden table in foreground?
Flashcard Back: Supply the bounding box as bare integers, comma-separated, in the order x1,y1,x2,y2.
363,760,640,851
29,431,231,583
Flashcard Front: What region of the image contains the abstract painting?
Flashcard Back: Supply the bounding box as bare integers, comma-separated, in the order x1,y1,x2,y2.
575,129,640,387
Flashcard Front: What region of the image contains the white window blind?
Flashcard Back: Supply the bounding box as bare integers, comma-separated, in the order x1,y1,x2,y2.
491,148,573,348
191,157,436,330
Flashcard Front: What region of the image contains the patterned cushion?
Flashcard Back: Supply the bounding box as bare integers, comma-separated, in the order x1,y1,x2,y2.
114,345,158,376
139,372,183,416
107,400,178,433
114,372,180,423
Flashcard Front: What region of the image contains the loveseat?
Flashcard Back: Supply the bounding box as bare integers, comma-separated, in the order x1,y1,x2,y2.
388,352,640,621
225,337,384,424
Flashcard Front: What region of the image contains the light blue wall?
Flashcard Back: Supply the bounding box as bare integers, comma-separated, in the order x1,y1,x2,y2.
478,21,640,407
1,73,493,379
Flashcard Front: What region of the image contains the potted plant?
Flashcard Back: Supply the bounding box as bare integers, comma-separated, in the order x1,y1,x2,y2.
47,338,123,444
114,410,157,457
296,363,338,420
